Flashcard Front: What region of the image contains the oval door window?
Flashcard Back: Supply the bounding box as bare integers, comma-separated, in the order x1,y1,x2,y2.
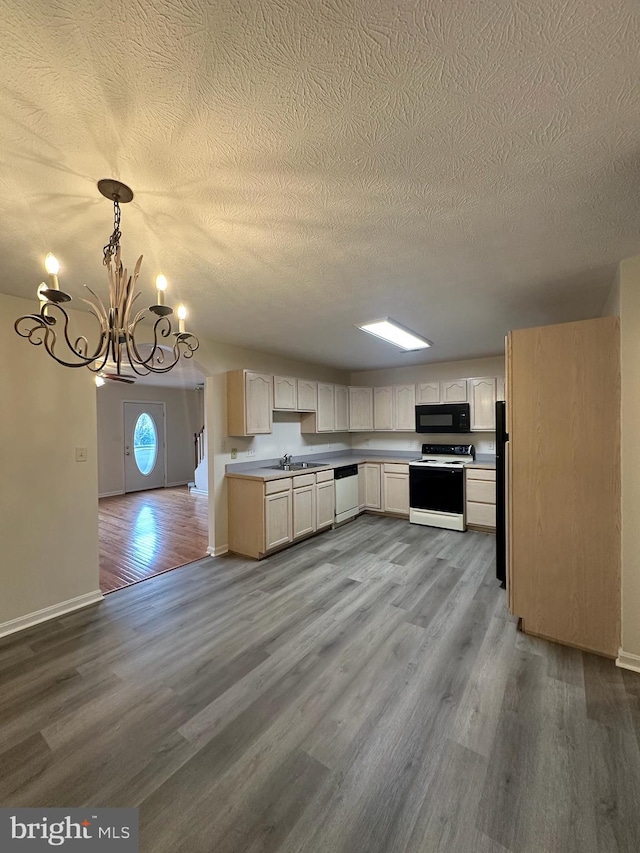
133,413,158,476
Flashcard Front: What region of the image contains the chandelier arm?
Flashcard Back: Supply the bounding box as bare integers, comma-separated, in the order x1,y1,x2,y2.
14,307,107,368
85,348,111,374
126,314,172,368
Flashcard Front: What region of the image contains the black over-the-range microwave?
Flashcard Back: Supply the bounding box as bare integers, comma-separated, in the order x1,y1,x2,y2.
415,403,471,434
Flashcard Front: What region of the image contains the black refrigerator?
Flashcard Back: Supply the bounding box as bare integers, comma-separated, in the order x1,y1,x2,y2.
495,400,508,587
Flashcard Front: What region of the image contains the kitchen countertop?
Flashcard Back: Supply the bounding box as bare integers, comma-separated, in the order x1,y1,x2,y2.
465,461,496,470
225,454,415,482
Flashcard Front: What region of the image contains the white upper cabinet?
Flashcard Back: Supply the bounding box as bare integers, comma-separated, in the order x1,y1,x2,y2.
349,387,374,431
496,376,505,402
334,385,349,431
316,383,335,432
227,370,273,436
416,382,440,404
394,384,416,431
469,377,497,431
374,387,394,431
245,372,273,434
440,379,468,403
273,375,297,410
297,379,317,411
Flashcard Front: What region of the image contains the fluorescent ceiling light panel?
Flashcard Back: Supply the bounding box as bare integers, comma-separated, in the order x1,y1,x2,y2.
357,318,432,351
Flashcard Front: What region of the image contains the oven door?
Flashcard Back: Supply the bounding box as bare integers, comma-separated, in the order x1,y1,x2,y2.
409,466,464,514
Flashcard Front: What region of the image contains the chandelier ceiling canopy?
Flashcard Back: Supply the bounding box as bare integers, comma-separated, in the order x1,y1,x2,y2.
14,180,199,385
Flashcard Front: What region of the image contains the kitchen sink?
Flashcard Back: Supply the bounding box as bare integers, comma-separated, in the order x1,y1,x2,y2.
268,462,327,471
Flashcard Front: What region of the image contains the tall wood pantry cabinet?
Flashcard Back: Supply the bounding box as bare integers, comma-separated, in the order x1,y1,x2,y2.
507,316,620,657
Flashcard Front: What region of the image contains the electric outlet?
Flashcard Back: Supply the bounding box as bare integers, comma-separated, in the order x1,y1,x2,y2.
488,440,495,451
246,449,256,457
75,447,88,462
230,448,237,459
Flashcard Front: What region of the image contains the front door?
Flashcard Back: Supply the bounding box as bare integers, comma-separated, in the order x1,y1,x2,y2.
123,402,166,493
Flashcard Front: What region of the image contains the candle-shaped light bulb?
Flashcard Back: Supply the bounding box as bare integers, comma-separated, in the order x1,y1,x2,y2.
44,253,60,289
95,375,106,387
177,304,187,334
155,274,167,306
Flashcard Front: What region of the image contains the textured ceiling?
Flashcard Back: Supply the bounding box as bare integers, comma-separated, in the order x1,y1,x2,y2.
1,0,639,370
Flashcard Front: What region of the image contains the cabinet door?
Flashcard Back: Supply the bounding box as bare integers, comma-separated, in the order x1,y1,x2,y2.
470,378,497,431
316,481,335,529
394,384,416,431
334,385,349,432
358,464,366,510
297,380,317,411
316,383,335,432
293,485,316,539
274,376,297,410
264,491,292,550
245,372,273,435
349,387,374,431
364,463,381,509
374,387,394,431
383,473,409,516
440,379,467,403
416,382,440,404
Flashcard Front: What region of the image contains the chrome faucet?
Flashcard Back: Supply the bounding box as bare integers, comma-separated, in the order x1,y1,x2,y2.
280,453,292,468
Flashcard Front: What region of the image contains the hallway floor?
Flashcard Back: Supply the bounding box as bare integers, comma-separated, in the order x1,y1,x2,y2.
98,487,208,592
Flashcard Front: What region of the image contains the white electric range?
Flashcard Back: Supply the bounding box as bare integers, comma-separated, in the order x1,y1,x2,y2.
409,443,475,531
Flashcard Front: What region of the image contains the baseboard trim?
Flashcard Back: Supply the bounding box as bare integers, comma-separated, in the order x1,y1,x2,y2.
0,590,104,640
616,649,640,673
189,487,208,496
166,480,190,488
206,544,229,557
99,490,124,498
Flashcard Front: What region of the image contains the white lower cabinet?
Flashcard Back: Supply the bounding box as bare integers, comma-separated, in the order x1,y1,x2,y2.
465,467,496,530
382,464,409,516
364,463,382,509
265,489,292,550
358,464,366,511
292,483,316,539
316,479,335,529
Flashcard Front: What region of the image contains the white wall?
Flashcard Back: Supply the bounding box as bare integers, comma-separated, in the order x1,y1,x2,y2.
0,293,100,629
349,355,505,457
96,383,202,496
619,255,640,667
602,267,621,317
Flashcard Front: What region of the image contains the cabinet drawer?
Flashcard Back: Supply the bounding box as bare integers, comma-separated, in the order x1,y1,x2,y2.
467,501,496,528
466,479,496,504
466,468,496,481
384,463,409,474
265,478,292,495
316,469,334,483
292,473,315,488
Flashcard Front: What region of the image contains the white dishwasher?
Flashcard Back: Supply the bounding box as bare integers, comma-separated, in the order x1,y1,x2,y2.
334,464,359,524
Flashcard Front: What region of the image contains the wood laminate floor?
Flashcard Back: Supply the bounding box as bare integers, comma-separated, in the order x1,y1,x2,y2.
2,516,639,852
99,487,208,593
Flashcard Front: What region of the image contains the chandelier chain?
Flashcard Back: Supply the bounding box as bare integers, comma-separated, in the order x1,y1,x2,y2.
102,200,122,265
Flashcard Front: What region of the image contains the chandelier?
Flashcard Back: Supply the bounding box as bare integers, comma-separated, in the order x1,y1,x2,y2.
14,179,199,384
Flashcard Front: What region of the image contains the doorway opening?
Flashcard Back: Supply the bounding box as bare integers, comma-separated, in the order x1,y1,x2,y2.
97,361,209,593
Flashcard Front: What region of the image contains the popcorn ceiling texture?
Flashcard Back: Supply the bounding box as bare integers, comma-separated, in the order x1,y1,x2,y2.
0,0,639,369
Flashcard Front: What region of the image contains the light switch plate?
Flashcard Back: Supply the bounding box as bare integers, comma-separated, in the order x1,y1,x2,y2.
246,449,256,457
75,447,88,462
230,448,237,459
